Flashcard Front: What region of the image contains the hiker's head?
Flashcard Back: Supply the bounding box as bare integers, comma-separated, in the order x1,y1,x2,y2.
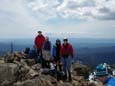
95,64,108,83
38,31,42,35
63,37,68,45
45,36,49,41
56,39,61,44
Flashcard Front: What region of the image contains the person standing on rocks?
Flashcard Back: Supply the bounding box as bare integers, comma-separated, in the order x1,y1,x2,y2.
42,36,51,68
34,31,45,64
95,64,115,86
60,37,74,82
52,39,62,71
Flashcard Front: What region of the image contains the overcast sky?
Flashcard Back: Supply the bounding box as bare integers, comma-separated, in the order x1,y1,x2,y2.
0,0,115,39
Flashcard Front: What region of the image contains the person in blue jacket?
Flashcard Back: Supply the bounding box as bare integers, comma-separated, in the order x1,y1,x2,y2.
95,64,115,86
27,45,38,63
52,39,62,71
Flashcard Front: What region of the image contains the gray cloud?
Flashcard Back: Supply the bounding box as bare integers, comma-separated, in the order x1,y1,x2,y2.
92,11,115,20
27,0,115,20
0,0,115,39
91,6,115,20
67,0,95,9
98,7,110,13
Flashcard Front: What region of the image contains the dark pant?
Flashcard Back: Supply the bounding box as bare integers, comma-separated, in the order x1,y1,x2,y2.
37,49,42,58
37,49,43,62
54,57,62,71
55,63,62,71
37,49,45,67
42,59,50,68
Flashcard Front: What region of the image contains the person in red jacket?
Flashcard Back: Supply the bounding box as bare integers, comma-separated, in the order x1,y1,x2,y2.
34,31,45,62
60,37,74,82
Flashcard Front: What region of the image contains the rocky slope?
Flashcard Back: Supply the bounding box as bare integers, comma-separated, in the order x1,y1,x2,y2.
0,52,103,86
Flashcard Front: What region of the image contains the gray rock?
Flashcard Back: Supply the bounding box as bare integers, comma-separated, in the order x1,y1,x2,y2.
0,63,19,86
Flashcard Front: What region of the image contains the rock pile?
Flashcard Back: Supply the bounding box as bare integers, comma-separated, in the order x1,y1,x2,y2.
0,52,103,86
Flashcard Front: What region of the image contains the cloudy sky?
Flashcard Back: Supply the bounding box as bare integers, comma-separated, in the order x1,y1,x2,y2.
0,0,115,39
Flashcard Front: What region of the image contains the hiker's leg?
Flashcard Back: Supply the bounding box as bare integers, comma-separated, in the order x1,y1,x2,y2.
62,57,66,72
39,49,45,67
36,49,42,63
66,57,72,81
41,58,47,68
47,60,50,68
54,58,58,71
68,71,72,81
55,64,57,71
62,57,67,81
57,58,62,71
37,49,40,56
39,49,43,58
59,63,62,71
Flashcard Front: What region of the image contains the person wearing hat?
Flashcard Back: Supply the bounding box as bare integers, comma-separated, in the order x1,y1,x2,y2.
95,64,115,86
60,37,74,81
34,31,45,64
52,39,62,72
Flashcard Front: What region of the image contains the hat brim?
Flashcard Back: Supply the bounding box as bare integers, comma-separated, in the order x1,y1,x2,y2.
63,39,68,41
96,73,108,77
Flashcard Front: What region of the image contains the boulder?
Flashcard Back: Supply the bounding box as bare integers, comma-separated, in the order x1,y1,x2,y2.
14,75,56,86
88,81,103,86
72,63,91,79
0,58,4,64
0,63,19,86
0,52,106,86
4,52,26,63
4,54,15,63
13,82,23,86
31,63,41,71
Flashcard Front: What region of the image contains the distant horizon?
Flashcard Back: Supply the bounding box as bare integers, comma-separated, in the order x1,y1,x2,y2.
0,37,115,40
1,37,115,45
0,32,115,39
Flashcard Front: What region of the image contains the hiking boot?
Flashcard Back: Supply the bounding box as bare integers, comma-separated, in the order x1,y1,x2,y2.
63,73,67,81
68,73,72,82
59,65,62,71
68,78,72,82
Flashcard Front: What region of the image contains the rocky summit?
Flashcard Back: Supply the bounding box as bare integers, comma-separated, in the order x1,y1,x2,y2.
0,52,103,86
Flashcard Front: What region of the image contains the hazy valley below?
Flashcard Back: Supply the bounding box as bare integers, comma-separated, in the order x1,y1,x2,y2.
0,38,115,67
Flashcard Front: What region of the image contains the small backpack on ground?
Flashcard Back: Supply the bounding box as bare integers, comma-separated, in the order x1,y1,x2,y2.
24,48,30,54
